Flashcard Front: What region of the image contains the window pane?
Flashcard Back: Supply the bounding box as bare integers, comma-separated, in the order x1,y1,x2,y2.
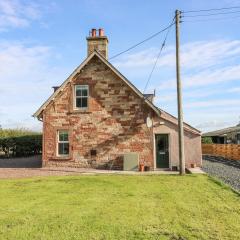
76,97,88,108
58,143,69,155
76,98,82,108
63,133,68,141
76,88,82,96
82,97,88,107
63,143,69,154
76,85,88,97
59,131,68,141
58,143,64,155
82,89,88,96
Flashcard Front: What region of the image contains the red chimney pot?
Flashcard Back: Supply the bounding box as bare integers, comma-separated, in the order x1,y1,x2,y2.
99,28,104,36
91,28,97,37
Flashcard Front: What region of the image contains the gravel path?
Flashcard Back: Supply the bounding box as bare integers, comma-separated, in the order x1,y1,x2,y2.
202,155,240,192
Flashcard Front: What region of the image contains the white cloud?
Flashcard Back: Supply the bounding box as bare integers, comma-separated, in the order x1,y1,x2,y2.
0,40,69,131
113,39,240,132
0,0,41,30
185,99,240,108
0,41,50,78
184,64,240,88
227,87,240,93
113,40,240,70
196,120,235,132
157,63,240,91
154,88,224,105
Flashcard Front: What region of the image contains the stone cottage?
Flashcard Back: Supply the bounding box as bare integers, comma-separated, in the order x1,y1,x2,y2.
33,28,202,170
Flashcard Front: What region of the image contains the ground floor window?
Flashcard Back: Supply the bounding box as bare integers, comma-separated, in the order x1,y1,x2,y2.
57,130,69,156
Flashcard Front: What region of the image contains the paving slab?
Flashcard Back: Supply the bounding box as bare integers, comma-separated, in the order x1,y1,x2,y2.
187,167,205,174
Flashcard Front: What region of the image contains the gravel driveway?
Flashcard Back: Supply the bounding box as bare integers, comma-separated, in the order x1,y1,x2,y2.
202,155,240,192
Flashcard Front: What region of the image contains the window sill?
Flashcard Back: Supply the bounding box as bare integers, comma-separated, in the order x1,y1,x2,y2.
50,156,71,161
68,109,91,114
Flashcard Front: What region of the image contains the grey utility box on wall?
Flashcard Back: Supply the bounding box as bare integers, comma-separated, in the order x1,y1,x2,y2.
123,153,139,171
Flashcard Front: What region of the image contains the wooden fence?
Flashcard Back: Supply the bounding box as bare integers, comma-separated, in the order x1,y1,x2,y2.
202,144,240,160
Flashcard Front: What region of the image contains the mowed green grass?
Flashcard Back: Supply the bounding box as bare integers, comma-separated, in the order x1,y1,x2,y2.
0,175,239,240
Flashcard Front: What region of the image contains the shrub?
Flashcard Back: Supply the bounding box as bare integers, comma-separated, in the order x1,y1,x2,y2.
0,128,39,138
0,134,42,157
202,137,213,144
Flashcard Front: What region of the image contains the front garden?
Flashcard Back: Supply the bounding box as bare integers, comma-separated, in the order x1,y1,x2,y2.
0,174,239,240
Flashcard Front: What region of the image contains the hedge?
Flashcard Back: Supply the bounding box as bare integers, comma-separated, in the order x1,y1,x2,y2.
0,135,42,157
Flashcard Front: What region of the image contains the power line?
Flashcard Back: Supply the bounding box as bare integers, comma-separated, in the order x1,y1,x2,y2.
183,9,240,18
182,14,240,23
143,19,174,94
109,20,175,60
113,18,175,145
183,6,240,13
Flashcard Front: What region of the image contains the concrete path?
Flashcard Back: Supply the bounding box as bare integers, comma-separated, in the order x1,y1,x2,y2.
0,167,179,179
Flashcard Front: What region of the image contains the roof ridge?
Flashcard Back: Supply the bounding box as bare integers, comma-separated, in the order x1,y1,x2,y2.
33,50,161,118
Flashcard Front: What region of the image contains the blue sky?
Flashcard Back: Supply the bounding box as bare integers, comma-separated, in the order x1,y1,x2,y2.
0,0,240,132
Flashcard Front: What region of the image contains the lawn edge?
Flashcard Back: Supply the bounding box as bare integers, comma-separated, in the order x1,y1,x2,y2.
206,174,240,196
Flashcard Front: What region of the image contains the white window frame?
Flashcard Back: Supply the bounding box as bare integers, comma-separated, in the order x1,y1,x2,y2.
57,130,69,157
74,85,89,110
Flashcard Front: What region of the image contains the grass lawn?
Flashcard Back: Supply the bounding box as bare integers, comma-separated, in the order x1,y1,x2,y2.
0,175,239,240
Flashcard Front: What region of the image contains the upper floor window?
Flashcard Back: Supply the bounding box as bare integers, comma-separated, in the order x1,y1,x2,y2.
75,85,89,109
57,130,69,156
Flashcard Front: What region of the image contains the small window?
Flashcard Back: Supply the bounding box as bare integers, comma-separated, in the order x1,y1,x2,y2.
75,85,89,109
57,130,69,156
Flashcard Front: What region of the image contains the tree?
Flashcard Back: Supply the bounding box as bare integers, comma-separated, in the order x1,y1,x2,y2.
202,137,213,144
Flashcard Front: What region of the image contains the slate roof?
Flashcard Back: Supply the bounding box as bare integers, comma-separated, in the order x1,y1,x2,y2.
203,124,240,137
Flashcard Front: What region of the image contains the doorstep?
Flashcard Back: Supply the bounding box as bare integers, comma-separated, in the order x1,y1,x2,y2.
186,167,206,174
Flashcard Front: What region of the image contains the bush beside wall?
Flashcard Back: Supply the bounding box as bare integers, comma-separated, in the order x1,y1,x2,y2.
0,135,42,157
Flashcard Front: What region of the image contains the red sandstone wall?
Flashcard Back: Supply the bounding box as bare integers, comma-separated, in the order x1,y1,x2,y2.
42,56,154,168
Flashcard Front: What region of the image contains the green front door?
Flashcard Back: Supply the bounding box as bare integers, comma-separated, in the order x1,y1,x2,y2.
155,134,169,168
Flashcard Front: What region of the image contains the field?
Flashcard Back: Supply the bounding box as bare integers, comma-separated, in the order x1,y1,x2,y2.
0,174,239,240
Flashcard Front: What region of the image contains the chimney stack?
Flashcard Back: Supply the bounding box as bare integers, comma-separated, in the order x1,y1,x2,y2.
86,28,108,59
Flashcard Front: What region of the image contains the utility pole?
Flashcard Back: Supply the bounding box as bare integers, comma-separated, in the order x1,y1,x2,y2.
175,10,185,175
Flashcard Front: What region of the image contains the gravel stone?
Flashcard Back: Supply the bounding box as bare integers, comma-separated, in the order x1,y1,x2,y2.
202,155,240,192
